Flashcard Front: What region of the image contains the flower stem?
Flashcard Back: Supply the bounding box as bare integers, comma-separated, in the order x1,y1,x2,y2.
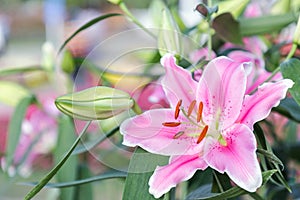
207,0,213,59
119,2,156,38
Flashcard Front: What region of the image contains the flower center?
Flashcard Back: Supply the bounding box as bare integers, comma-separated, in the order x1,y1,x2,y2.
162,99,227,146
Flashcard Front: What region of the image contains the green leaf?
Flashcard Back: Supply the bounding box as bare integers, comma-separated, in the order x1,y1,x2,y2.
186,170,277,200
257,148,284,169
0,66,43,77
22,170,127,188
280,58,300,106
5,95,35,172
211,171,231,193
122,148,168,200
212,13,243,44
72,126,119,155
239,12,297,36
54,115,78,200
58,13,122,53
0,81,31,106
77,164,93,200
273,98,300,122
24,121,91,200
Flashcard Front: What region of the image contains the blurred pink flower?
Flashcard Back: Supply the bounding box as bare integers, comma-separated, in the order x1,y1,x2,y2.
120,54,293,198
136,81,169,111
2,96,58,177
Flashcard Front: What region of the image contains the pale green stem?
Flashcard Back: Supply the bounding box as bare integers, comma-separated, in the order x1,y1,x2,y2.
119,2,156,38
207,0,213,59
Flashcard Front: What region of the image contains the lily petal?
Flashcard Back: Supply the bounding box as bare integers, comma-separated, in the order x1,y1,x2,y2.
204,124,262,192
196,56,247,129
149,154,208,198
237,79,294,129
161,54,198,108
120,109,201,155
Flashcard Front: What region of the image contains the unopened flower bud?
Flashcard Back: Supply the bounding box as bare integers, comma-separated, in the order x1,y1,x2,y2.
55,86,134,120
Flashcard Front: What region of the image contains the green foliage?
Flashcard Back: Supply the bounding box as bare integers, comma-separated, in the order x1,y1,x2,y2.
123,148,168,200
212,13,243,44
280,58,300,106
4,95,35,172
24,122,91,200
54,116,78,200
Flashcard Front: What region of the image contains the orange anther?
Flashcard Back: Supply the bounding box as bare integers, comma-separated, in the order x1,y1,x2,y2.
197,125,208,144
197,102,203,123
173,131,185,139
162,122,181,127
187,100,196,117
174,99,182,119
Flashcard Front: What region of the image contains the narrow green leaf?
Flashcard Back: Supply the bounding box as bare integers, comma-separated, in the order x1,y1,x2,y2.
58,13,122,53
72,126,119,155
77,164,93,200
21,171,127,188
54,116,78,200
186,170,277,200
24,121,91,200
273,98,300,122
239,12,297,36
0,66,43,76
257,148,284,169
122,148,168,200
280,58,300,106
5,95,35,172
212,13,243,44
211,171,231,193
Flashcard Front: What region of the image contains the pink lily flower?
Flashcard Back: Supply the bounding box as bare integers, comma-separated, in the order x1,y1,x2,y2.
120,54,293,198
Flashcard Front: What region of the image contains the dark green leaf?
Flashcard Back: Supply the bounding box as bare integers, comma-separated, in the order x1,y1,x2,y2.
21,170,126,188
212,13,242,44
58,13,122,53
288,142,300,162
273,98,300,122
239,12,297,36
54,116,78,200
280,58,300,105
212,171,231,193
5,95,35,171
122,147,168,200
24,121,91,200
257,148,284,169
186,170,277,200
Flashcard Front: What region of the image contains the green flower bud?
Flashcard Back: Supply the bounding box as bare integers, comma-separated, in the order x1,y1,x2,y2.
158,8,182,57
61,50,75,74
55,86,135,120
